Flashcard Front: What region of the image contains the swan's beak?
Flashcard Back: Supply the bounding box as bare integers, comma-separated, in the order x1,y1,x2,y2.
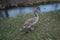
37,6,40,10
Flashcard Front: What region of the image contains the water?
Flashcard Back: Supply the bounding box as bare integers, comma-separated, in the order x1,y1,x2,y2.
0,10,6,19
0,3,60,18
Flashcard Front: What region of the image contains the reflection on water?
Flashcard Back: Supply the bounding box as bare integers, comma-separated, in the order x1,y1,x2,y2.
1,3,60,18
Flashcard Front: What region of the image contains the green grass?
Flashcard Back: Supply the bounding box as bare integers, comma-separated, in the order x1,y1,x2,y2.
0,10,60,40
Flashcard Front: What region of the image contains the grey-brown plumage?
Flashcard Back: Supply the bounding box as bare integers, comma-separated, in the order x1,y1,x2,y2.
20,6,40,33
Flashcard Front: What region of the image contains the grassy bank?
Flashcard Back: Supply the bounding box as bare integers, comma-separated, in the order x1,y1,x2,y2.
0,10,60,40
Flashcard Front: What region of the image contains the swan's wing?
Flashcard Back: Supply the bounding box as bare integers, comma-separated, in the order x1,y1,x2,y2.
23,17,36,26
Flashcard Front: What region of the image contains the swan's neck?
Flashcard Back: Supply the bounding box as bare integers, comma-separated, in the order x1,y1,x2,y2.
34,12,39,18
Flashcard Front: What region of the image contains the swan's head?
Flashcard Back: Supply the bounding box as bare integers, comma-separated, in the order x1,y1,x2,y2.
36,6,40,11
34,6,40,16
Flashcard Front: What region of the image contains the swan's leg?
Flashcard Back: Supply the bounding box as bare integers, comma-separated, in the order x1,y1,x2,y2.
30,26,35,31
25,26,35,34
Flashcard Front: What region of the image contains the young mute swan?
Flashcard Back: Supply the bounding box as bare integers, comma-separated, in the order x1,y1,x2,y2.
20,6,40,33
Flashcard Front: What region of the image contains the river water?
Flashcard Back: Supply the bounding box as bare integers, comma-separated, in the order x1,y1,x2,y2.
0,3,60,18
